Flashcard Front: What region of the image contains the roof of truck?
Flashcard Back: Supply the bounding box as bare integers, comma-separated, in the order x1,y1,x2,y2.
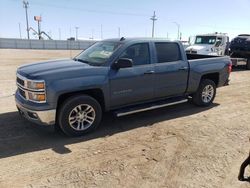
102,37,175,43
196,33,228,37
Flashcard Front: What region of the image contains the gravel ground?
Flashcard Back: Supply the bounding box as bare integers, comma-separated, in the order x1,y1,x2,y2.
0,49,249,188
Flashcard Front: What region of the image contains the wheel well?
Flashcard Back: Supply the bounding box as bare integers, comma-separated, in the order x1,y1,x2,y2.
57,89,105,111
201,73,219,86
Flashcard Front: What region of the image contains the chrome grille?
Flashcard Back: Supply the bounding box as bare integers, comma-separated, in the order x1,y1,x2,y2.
16,77,25,87
186,50,197,54
18,88,26,99
16,75,27,100
16,74,46,103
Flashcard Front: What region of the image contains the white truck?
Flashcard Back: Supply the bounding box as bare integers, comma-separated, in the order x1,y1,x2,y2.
186,33,229,56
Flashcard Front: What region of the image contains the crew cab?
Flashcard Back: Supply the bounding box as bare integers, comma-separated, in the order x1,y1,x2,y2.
15,38,232,136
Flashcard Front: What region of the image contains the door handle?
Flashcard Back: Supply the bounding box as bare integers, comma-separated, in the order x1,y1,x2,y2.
179,67,188,71
144,70,155,74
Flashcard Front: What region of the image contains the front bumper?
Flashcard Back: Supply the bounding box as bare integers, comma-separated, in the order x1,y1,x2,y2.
16,101,56,126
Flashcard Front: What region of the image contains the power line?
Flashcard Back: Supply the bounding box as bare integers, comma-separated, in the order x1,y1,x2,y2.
31,2,150,17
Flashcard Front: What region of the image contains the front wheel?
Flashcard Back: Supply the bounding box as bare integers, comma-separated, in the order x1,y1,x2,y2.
58,95,102,136
192,79,216,106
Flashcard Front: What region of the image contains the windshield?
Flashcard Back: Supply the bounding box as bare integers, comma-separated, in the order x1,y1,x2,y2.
74,41,121,66
195,36,216,45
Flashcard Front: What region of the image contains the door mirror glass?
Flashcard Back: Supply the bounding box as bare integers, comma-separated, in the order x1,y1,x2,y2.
215,41,222,47
112,58,133,69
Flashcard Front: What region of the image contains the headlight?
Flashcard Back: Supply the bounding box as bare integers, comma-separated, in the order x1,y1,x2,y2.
27,80,45,90
28,92,46,102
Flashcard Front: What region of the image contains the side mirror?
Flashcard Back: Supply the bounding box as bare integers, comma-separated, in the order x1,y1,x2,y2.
112,58,133,69
215,41,222,47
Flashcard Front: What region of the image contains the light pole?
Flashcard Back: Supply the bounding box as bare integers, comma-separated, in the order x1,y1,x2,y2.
34,16,42,40
75,26,79,40
23,0,30,39
18,23,22,39
173,22,180,40
150,11,157,38
101,24,103,39
118,27,120,38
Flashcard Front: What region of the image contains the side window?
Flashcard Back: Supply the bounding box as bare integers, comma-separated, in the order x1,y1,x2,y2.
120,43,150,66
155,43,182,63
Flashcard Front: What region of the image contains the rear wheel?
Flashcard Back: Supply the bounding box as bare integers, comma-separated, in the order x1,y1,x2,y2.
246,59,250,70
58,95,102,136
192,79,216,106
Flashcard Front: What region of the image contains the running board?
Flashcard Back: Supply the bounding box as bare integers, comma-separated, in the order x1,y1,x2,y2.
114,97,188,117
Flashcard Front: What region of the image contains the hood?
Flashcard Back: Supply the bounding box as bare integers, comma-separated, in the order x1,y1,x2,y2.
186,44,213,51
17,59,108,80
186,44,214,55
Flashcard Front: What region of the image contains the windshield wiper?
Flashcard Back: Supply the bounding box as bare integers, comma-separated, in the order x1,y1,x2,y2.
73,58,104,66
73,58,90,64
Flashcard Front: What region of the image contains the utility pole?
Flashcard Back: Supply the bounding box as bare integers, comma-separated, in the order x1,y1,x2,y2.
173,22,180,40
75,26,79,40
23,0,30,39
150,11,157,38
18,23,22,39
58,28,61,40
91,29,94,40
118,27,120,38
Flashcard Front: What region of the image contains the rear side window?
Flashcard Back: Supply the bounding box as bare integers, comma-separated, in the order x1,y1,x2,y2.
155,43,182,63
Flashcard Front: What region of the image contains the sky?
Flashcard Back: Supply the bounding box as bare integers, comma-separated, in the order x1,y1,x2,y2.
0,0,250,41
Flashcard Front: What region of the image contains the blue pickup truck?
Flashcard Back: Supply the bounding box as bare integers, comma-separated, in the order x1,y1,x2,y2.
16,38,232,136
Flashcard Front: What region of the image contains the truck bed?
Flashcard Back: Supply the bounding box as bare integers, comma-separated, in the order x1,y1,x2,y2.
186,53,218,60
186,54,231,94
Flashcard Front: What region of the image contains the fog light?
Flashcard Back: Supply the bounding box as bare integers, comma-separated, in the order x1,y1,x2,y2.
27,112,38,119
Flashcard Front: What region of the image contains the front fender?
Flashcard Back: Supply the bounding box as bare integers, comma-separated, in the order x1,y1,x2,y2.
46,75,110,109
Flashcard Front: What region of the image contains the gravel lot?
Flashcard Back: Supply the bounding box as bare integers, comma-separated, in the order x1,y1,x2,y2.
0,49,249,188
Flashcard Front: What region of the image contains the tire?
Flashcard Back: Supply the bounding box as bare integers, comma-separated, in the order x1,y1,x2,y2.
192,79,216,107
246,59,250,70
58,95,102,136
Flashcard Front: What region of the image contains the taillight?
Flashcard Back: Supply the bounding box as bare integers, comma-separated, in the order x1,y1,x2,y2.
228,63,232,74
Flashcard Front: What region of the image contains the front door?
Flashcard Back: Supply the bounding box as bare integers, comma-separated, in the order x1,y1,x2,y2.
109,43,155,108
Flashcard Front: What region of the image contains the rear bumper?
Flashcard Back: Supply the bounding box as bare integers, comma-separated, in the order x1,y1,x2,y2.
16,101,56,126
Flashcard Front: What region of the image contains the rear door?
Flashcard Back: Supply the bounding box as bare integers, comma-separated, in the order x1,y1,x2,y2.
154,42,189,98
109,43,155,108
